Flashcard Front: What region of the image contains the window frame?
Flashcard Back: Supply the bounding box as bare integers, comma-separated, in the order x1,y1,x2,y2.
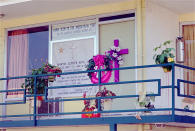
178,22,195,95
5,25,50,101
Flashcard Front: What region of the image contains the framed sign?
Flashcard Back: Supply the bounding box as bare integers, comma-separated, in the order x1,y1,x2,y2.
49,36,98,98
52,19,96,41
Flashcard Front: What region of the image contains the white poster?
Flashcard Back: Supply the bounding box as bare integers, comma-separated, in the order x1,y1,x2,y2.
49,37,98,98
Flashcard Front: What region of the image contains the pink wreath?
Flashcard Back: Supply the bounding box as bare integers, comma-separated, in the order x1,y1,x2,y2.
87,55,113,84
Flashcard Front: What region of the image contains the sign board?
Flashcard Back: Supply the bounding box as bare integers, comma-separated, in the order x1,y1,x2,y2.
49,37,98,98
52,19,96,41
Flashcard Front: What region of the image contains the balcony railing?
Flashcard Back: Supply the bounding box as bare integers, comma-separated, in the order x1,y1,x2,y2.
0,63,194,130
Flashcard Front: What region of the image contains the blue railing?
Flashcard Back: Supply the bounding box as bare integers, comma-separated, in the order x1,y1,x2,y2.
0,63,194,128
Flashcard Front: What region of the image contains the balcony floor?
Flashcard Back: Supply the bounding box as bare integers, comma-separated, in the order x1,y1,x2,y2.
1,115,195,128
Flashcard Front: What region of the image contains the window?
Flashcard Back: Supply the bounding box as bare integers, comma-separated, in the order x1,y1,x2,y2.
183,24,195,95
7,26,49,98
6,25,59,114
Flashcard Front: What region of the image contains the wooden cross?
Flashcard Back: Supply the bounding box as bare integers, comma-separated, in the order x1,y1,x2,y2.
111,39,129,82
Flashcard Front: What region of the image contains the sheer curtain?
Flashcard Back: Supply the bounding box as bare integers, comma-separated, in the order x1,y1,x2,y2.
183,25,195,95
7,29,28,98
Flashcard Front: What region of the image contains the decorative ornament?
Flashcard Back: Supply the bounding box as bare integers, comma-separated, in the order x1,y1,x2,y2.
106,39,129,82
86,54,113,84
95,87,116,110
81,92,100,118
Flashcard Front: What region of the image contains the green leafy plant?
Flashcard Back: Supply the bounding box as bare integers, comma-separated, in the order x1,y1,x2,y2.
21,63,62,94
153,40,175,65
138,95,155,107
138,93,155,111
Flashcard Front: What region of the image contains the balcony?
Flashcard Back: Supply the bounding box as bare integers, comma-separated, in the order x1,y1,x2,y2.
0,63,194,130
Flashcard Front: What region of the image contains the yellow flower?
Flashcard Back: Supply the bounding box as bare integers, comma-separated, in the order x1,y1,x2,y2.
168,57,174,62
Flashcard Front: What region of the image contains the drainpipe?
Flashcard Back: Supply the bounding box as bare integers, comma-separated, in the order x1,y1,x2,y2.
136,0,146,127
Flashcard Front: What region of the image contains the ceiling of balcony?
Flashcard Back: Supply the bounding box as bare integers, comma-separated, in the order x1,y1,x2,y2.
0,0,194,20
0,0,128,19
150,0,195,14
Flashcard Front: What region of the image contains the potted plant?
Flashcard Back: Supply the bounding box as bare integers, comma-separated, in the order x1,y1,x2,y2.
138,93,155,113
153,40,175,72
21,63,62,99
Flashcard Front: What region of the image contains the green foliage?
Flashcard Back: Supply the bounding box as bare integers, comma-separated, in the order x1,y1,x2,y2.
153,40,175,64
138,93,155,107
21,63,62,94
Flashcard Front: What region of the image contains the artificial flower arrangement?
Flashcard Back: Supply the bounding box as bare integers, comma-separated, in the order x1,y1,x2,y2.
82,92,100,118
21,63,62,99
137,93,155,112
86,54,113,84
96,88,116,101
106,45,124,65
153,40,175,72
82,88,116,118
96,87,116,110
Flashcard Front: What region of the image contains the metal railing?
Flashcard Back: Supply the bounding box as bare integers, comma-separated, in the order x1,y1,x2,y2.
0,63,194,127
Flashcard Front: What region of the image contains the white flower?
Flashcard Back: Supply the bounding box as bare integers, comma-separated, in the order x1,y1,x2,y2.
117,56,122,60
112,53,118,58
94,66,98,70
115,47,120,52
118,60,124,65
111,46,116,50
105,50,109,55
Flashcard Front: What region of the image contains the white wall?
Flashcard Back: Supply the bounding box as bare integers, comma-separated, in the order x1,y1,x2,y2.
144,0,181,112
145,0,179,65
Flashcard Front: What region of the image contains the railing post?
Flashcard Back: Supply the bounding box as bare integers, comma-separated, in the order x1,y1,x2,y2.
98,70,102,111
33,76,37,126
171,63,175,120
110,124,117,131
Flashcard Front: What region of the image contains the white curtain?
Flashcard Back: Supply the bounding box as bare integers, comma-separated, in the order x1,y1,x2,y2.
7,29,28,98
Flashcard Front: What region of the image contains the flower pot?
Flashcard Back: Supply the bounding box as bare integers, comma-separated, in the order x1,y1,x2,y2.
48,76,56,82
162,66,172,73
29,96,43,112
